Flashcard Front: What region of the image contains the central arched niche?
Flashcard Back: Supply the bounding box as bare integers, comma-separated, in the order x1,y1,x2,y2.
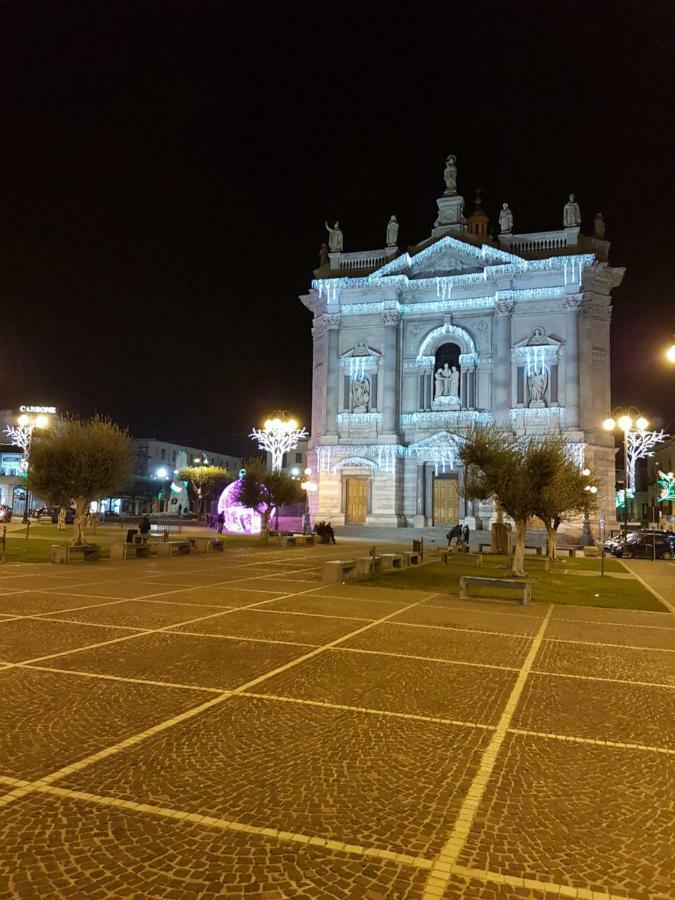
434,342,461,402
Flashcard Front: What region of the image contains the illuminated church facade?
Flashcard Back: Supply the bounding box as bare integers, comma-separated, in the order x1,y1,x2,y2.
301,158,624,530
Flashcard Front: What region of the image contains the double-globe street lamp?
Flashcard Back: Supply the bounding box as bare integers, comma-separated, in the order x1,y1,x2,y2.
300,467,317,535
602,410,665,535
5,412,52,523
580,467,598,546
192,454,210,520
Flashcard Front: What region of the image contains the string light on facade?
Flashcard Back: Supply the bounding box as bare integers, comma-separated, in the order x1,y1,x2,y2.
250,413,308,471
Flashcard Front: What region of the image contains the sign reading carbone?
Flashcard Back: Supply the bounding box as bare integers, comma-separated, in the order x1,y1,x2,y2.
19,405,57,414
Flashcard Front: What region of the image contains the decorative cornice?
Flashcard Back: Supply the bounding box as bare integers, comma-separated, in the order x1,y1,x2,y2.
382,310,402,326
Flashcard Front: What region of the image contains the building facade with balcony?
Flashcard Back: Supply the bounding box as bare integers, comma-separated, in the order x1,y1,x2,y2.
301,158,625,530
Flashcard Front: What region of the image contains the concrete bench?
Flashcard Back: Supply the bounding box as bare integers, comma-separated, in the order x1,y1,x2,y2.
556,547,579,558
356,555,383,576
110,542,156,560
279,533,316,547
459,575,532,605
380,553,403,571
401,551,420,566
155,541,192,557
477,542,493,554
523,545,544,556
51,543,101,564
583,546,599,557
322,559,357,583
439,549,483,567
524,555,550,572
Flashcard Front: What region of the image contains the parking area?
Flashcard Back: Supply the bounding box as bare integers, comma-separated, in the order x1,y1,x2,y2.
0,545,672,899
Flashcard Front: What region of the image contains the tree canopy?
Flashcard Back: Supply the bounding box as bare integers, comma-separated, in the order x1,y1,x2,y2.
28,416,133,545
238,457,304,537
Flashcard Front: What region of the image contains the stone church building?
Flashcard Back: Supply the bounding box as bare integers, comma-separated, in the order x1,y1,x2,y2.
301,158,624,531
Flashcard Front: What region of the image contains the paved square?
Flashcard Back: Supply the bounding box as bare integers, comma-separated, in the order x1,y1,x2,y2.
0,544,672,899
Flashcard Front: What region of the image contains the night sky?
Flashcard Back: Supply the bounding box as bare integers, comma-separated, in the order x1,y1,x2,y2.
3,1,673,454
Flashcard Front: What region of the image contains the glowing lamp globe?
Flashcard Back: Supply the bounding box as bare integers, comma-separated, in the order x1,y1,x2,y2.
667,344,675,363
35,414,49,429
617,415,633,432
602,417,616,431
18,414,30,427
636,416,649,431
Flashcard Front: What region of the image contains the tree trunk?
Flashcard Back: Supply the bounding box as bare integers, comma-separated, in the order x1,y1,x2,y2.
260,508,270,543
511,518,527,577
545,522,558,560
57,507,67,530
72,498,88,546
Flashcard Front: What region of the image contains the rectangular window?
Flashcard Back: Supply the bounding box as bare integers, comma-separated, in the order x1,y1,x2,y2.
295,452,302,463
550,365,558,403
370,373,378,410
516,367,525,405
343,376,350,410
419,374,425,409
160,448,166,460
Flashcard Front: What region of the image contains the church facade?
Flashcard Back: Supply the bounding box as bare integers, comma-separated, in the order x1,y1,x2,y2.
301,158,624,531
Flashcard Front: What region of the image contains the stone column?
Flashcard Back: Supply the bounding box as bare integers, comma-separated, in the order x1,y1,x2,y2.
324,315,341,436
563,296,581,428
382,310,400,433
494,301,514,425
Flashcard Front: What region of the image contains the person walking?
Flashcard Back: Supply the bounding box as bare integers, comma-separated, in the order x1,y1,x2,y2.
139,515,151,544
217,511,225,534
446,524,462,547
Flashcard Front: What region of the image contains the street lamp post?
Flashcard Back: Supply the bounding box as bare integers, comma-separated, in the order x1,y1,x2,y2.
580,467,598,546
5,412,51,523
300,467,317,535
603,410,666,536
192,455,209,520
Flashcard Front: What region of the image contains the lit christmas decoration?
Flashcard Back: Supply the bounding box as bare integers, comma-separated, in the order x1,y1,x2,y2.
249,413,308,471
217,477,267,534
4,424,32,474
625,428,666,494
656,470,675,502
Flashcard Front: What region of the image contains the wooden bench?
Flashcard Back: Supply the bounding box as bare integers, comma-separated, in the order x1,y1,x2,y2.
51,543,101,564
155,540,192,557
356,555,383,576
322,559,357,583
380,553,403,571
459,575,532,605
110,542,156,560
439,549,483,567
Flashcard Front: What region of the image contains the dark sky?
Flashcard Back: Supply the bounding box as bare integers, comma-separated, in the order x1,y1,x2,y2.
2,0,673,453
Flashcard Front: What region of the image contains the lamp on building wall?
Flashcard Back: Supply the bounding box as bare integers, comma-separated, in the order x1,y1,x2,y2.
603,410,667,534
300,467,317,535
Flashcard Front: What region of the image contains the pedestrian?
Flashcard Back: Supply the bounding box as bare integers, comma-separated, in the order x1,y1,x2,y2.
325,522,336,544
462,524,470,545
217,511,225,534
139,515,151,543
446,524,461,547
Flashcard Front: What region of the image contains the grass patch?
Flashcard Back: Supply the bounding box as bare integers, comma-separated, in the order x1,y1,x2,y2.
361,558,665,611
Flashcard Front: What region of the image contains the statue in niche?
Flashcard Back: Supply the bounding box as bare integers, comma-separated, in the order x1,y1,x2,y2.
435,367,444,398
563,193,581,227
325,221,343,252
352,378,370,413
443,154,458,194
498,203,514,233
386,215,399,246
449,366,460,397
528,368,548,406
593,212,606,239
319,243,329,267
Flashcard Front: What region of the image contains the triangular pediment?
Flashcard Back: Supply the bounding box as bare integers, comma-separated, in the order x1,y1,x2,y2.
369,235,522,281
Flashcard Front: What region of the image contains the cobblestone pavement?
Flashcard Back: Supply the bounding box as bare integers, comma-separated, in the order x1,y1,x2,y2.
0,546,672,899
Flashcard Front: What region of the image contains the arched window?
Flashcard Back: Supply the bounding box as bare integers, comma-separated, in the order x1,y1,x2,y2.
434,342,461,373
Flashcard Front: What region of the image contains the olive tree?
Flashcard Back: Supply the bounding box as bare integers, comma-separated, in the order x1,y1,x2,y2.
460,428,567,576
28,416,133,546
177,465,229,518
238,457,304,539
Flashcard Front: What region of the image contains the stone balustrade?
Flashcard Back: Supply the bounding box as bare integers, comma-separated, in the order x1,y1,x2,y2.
330,247,398,272
499,227,579,254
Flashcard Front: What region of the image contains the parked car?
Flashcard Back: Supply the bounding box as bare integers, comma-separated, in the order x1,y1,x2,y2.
612,533,674,560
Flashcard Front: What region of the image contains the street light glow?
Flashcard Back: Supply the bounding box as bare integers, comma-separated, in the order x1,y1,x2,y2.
667,344,675,363
18,414,30,427
582,467,590,477
635,416,649,431
602,417,616,431
250,413,308,471
617,415,633,432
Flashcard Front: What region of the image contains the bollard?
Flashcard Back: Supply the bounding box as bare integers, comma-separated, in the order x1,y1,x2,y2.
26,521,30,540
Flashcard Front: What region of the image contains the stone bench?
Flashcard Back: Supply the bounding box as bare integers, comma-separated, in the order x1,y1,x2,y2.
110,542,156,560
401,551,420,566
380,553,403,571
279,533,316,547
523,555,550,572
322,559,357,583
155,540,192,557
439,549,483,567
356,555,383,576
556,547,579,558
459,575,532,605
51,543,101,564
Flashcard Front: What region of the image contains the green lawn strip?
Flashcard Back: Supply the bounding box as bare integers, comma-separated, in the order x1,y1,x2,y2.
361,561,664,611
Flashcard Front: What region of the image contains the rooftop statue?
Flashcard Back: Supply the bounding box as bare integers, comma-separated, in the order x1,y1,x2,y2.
325,220,343,252
498,202,514,233
563,193,581,228
593,212,606,240
443,154,458,195
386,215,399,247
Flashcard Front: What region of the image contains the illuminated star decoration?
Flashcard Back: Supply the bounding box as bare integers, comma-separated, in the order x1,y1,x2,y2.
656,470,675,503
3,425,32,474
249,414,308,472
